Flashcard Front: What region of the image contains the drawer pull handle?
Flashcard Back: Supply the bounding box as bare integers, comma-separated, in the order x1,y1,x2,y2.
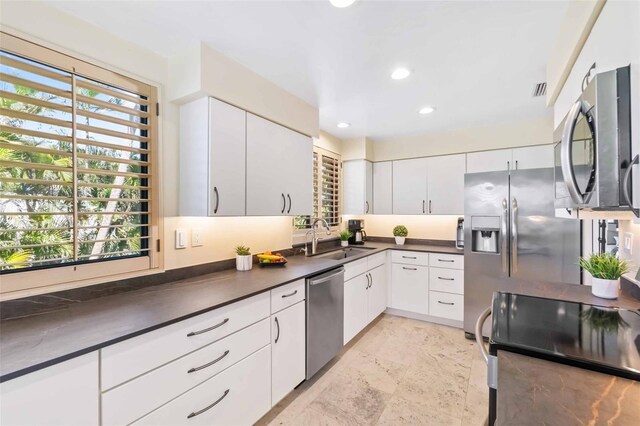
438,301,455,306
402,256,417,259
187,350,230,373
187,318,229,337
437,259,455,263
281,290,298,298
438,277,455,281
402,267,417,271
187,389,230,419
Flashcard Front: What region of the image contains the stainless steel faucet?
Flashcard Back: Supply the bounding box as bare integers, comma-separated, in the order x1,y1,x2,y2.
304,218,332,256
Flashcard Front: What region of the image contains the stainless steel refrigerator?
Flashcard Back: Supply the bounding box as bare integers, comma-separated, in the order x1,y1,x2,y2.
463,167,581,338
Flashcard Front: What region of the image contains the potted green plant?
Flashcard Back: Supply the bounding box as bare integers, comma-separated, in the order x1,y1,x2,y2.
235,245,252,271
339,231,352,247
579,253,630,299
393,225,408,245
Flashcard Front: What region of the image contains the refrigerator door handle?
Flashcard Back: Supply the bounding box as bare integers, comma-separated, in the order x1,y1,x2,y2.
501,198,508,273
511,198,518,273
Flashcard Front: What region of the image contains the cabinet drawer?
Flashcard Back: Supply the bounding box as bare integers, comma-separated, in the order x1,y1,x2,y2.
367,252,386,269
390,264,429,314
271,279,305,313
428,292,464,321
344,258,368,281
429,253,464,270
391,250,429,266
132,346,271,426
429,268,464,295
102,319,270,426
101,292,270,390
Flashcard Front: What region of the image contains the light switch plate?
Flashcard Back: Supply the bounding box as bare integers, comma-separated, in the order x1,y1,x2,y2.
191,228,203,247
175,228,187,249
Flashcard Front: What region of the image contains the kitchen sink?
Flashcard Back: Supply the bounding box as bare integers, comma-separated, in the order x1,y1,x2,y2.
313,247,376,260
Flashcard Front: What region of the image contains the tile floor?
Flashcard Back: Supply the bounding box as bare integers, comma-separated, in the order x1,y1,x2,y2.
257,314,489,426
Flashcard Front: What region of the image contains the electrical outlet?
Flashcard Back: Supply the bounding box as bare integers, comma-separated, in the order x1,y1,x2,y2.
175,228,187,249
192,228,203,247
623,232,633,254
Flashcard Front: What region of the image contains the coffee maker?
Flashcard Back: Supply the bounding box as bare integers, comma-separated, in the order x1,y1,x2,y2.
348,219,367,245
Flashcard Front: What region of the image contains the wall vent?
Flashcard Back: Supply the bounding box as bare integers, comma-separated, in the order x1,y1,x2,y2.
532,82,547,97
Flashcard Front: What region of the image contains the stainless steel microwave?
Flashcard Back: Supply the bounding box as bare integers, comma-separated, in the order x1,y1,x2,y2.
554,65,638,216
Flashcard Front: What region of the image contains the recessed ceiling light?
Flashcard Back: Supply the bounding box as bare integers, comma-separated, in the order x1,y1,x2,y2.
337,122,351,128
330,0,357,8
391,67,411,80
419,106,436,115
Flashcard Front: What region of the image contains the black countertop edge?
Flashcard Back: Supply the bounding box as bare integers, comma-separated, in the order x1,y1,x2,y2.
0,242,461,383
489,342,640,382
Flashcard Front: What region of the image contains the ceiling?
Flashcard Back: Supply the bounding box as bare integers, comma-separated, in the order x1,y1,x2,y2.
45,0,568,140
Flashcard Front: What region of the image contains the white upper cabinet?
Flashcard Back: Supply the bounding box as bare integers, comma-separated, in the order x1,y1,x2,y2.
343,160,373,214
511,145,554,170
373,161,393,214
393,158,428,214
180,97,246,216
246,113,313,216
466,149,512,174
427,154,466,215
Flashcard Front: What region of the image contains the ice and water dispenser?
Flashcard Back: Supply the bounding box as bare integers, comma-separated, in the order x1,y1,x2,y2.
471,216,500,253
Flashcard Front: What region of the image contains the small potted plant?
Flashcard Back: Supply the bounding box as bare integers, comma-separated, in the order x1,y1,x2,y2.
235,245,252,271
393,225,408,245
339,231,352,247
579,253,630,299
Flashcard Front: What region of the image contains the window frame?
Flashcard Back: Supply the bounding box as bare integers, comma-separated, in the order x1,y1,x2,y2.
292,145,342,244
0,32,161,297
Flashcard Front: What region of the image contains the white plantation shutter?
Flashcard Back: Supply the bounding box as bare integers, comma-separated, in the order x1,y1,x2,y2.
294,146,341,230
0,36,157,274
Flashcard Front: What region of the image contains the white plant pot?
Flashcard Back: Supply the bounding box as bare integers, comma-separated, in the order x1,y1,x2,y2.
591,277,619,299
236,255,253,271
394,236,406,245
341,240,349,247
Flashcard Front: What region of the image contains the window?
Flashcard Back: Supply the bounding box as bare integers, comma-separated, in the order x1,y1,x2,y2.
294,146,341,232
0,33,159,288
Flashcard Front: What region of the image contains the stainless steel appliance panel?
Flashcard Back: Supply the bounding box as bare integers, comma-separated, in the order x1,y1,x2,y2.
510,168,581,284
306,267,345,380
463,171,510,336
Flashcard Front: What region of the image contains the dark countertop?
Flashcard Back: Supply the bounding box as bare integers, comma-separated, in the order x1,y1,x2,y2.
0,242,461,382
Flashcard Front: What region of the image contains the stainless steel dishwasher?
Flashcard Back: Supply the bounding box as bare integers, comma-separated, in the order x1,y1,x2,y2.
306,266,345,380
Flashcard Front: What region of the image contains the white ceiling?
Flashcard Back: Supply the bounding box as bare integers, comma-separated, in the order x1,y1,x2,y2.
46,0,568,140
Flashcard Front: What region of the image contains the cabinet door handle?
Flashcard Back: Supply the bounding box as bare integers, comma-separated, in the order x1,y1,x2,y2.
437,301,455,306
437,259,455,263
438,276,455,281
429,200,432,214
422,200,426,214
281,290,298,298
365,273,370,289
187,350,230,373
368,273,373,289
187,389,230,419
402,266,417,271
187,318,229,337
365,201,369,213
515,160,519,170
275,316,280,343
213,187,220,214
402,256,417,259
507,160,510,171
287,194,292,214
281,193,286,214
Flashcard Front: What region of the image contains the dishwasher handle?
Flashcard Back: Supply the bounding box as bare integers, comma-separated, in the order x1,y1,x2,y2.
308,267,345,286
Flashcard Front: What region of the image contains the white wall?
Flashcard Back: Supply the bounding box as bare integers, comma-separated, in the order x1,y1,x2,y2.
619,219,640,281
344,215,459,241
371,116,553,162
315,131,343,155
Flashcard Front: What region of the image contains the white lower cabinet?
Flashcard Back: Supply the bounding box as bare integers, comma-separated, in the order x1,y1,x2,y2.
0,353,99,426
271,300,306,406
390,264,429,314
344,263,388,345
133,346,272,426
